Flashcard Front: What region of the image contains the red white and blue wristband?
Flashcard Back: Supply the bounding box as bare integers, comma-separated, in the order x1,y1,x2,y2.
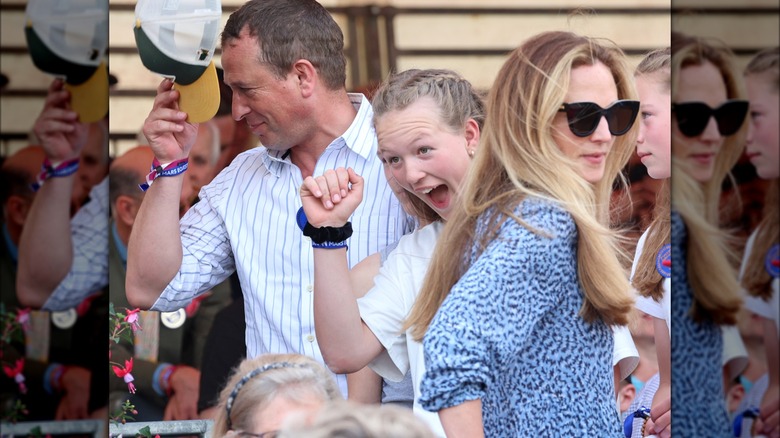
139,158,188,191
30,158,80,192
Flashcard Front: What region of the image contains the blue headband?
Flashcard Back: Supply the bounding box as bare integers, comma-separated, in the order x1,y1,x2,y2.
225,362,308,430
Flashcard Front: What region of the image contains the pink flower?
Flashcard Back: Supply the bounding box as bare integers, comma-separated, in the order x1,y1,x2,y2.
124,308,142,332
3,358,26,394
15,307,31,332
112,358,136,394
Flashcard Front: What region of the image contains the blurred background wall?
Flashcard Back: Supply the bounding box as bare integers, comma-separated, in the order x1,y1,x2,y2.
1,0,777,158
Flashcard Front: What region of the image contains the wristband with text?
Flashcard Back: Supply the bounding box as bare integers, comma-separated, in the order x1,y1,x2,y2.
31,158,80,191
296,207,352,249
139,158,189,191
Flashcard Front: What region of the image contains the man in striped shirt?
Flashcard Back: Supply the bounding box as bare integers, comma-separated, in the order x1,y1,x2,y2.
126,0,413,397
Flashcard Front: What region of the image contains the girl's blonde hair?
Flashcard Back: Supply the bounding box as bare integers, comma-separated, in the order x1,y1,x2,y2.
632,47,671,301
278,401,435,438
405,31,638,340
671,32,748,324
213,353,342,436
742,47,779,300
371,68,486,224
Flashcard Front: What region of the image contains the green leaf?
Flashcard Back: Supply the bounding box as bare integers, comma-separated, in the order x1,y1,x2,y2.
137,425,152,437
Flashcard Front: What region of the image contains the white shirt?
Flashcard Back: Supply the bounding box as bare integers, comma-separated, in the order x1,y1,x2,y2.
632,227,671,334
43,176,109,311
357,221,444,436
613,324,639,381
739,229,780,335
151,94,413,396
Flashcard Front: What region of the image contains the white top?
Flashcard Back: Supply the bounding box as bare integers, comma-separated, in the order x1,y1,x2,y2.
357,221,444,436
613,324,639,381
632,227,671,334
43,176,109,311
356,219,634,435
150,94,413,396
739,228,780,335
721,324,748,380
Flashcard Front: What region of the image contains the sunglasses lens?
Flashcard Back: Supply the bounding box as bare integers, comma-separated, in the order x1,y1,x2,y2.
674,102,712,137
714,100,749,136
605,101,639,136
565,103,601,137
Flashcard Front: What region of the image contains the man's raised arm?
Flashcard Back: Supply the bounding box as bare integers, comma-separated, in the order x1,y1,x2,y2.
126,79,199,309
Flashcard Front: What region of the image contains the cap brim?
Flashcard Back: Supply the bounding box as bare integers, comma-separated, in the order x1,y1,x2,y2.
175,60,220,124
65,60,108,123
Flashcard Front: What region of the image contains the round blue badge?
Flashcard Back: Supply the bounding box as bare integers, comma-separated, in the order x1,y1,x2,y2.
766,243,780,278
296,207,308,231
656,243,671,278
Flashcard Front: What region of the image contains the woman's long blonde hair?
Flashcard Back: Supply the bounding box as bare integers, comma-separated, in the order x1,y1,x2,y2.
742,47,779,300
405,31,638,340
632,48,671,301
671,32,747,324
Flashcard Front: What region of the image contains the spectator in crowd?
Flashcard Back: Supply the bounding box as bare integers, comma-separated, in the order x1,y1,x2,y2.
125,0,412,400
411,31,639,436
213,353,342,437
669,31,748,436
107,145,231,421
1,145,100,420
740,45,779,438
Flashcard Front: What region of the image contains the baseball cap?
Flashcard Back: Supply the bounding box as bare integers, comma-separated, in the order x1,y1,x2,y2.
25,0,109,123
134,0,222,123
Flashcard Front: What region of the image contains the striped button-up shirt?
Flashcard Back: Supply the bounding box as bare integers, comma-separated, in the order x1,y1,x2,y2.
43,176,109,311
151,94,414,395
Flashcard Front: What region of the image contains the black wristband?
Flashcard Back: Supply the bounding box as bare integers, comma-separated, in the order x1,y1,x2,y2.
302,221,353,244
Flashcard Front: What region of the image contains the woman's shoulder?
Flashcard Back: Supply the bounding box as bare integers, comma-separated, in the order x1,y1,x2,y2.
504,196,575,238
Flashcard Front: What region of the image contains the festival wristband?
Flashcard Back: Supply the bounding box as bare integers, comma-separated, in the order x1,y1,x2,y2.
152,362,173,397
42,363,65,394
31,158,80,191
139,158,189,191
295,207,352,249
162,364,179,397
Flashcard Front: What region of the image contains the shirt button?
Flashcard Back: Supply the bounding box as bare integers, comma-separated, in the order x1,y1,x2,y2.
306,284,313,292
306,334,315,343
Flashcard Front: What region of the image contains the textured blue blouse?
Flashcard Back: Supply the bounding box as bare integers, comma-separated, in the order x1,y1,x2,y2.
420,198,621,436
670,210,730,436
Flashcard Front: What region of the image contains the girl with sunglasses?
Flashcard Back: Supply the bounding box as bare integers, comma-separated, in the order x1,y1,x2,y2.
400,31,638,436
739,46,779,438
298,68,484,436
669,32,748,437
626,46,672,438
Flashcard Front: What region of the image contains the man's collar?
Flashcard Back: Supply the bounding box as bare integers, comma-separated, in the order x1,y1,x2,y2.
261,93,376,175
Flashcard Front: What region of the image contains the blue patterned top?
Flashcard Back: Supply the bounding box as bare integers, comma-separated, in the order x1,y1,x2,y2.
670,210,730,436
419,198,621,436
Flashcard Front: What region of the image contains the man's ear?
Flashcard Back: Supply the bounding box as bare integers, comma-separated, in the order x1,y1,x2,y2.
618,383,636,413
292,59,318,98
5,195,31,227
114,195,141,228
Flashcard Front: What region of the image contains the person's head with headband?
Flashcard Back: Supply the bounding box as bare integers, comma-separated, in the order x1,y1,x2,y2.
213,353,342,437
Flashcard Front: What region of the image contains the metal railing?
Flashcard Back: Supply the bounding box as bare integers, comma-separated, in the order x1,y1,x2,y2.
109,419,214,438
0,419,106,437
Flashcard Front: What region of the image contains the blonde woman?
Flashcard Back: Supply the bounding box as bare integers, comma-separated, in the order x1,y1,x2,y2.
629,47,672,438
213,353,342,437
740,46,779,438
298,68,484,436
409,31,639,436
669,32,748,436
